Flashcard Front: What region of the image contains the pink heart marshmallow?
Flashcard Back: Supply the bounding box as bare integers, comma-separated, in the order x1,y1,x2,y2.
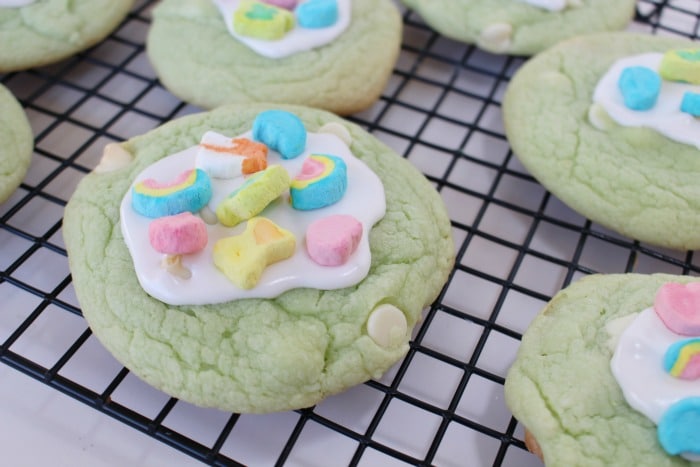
654,282,700,336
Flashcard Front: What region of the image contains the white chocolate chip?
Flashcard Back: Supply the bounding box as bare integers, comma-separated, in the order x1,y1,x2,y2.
161,255,192,280
478,23,513,54
318,122,353,146
367,304,408,348
588,103,617,132
94,143,133,173
199,206,219,225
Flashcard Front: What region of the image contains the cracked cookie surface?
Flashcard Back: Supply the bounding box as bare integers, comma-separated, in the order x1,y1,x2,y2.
400,0,635,55
63,103,454,413
505,273,700,466
146,0,401,115
0,84,32,203
0,0,133,72
504,33,700,250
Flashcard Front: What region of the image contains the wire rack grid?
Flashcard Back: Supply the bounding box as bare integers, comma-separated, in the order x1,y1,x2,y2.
1,0,699,465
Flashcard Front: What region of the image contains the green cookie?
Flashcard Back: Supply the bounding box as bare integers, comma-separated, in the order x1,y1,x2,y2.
400,0,636,55
504,33,700,250
0,0,134,72
146,0,401,115
505,273,700,466
0,84,32,203
63,104,454,413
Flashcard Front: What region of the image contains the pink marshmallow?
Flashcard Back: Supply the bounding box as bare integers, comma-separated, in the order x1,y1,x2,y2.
306,215,362,266
260,0,297,10
149,212,208,255
654,282,700,335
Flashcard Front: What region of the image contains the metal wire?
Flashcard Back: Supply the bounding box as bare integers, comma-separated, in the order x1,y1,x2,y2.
1,0,699,465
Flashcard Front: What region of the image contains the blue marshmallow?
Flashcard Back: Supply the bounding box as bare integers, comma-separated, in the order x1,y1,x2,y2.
296,0,338,29
681,91,700,117
618,66,662,111
658,397,700,457
252,110,307,159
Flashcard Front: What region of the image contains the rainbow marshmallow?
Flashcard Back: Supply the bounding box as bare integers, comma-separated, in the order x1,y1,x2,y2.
233,1,295,40
196,132,268,179
132,168,212,218
290,154,347,210
664,338,700,380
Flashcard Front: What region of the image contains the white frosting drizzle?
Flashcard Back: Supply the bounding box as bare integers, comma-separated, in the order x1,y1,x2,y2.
120,131,386,306
593,53,700,150
0,0,35,7
212,0,351,59
610,308,700,462
517,0,567,11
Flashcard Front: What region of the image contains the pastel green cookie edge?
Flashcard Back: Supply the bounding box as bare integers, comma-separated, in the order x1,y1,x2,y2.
400,0,636,55
0,84,32,203
505,273,700,466
503,32,700,250
145,0,402,115
0,0,134,72
63,103,455,413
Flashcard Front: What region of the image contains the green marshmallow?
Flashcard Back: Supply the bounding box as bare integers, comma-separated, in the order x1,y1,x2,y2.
659,48,700,85
215,164,291,227
233,1,295,40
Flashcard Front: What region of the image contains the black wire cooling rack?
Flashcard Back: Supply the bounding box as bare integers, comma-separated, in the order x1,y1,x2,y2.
1,1,699,465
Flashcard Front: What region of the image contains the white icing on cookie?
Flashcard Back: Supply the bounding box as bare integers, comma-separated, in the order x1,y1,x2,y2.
611,308,700,462
120,131,386,306
594,53,700,150
212,0,351,59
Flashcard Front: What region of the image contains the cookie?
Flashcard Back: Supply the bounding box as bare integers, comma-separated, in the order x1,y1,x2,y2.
146,0,401,115
0,0,134,72
63,104,454,413
505,273,700,465
0,84,32,203
503,33,700,250
400,0,636,55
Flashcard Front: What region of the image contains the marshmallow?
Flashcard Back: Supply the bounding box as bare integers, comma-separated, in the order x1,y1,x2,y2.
290,154,347,210
196,132,268,179
306,214,362,266
213,217,296,289
657,397,700,457
233,0,295,40
148,212,208,280
681,92,700,117
617,66,661,111
664,338,700,380
260,0,297,10
132,168,212,218
654,282,700,336
252,110,307,159
215,164,291,227
148,212,208,255
659,48,700,85
296,0,338,29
